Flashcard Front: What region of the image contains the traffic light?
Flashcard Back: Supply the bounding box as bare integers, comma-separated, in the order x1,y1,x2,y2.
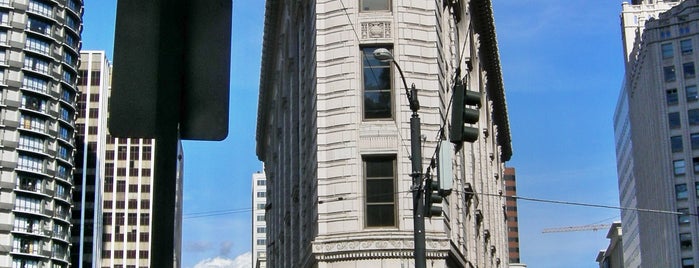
449,79,482,144
424,176,443,217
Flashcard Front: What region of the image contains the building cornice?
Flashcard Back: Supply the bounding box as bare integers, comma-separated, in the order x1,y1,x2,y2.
471,0,512,161
256,0,282,161
311,236,450,262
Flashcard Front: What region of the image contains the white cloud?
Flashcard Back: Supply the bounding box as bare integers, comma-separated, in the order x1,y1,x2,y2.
193,252,252,268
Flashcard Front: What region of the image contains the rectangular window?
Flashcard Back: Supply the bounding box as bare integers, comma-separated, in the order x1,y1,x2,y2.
681,233,693,250
680,23,691,35
360,0,390,11
670,112,681,129
364,155,396,227
677,184,688,199
662,43,674,58
682,39,693,55
678,208,690,224
140,213,150,225
665,88,679,105
686,63,696,79
690,109,699,125
672,136,683,153
675,159,686,176
683,258,694,268
696,182,699,198
139,233,149,242
362,47,392,119
694,157,699,173
257,192,265,198
661,28,672,39
665,66,677,82
117,180,126,192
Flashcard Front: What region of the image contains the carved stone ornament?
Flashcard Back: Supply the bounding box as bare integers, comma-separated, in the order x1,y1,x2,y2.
311,238,449,261
361,22,391,39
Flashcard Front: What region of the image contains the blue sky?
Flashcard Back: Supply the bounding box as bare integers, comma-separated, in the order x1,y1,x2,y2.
82,1,625,267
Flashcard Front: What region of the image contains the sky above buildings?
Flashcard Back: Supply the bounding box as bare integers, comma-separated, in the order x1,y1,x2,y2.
82,1,625,267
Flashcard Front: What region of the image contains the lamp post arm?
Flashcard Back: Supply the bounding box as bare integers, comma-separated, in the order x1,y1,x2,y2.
392,61,411,102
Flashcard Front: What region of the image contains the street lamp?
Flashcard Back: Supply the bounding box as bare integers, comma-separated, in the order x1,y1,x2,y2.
373,48,427,268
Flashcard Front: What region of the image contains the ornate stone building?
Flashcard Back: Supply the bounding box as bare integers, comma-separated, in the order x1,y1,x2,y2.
256,0,512,267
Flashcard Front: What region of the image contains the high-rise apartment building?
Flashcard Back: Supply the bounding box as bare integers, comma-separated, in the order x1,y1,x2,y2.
256,0,512,267
251,171,266,268
71,51,185,268
615,0,698,267
0,0,84,267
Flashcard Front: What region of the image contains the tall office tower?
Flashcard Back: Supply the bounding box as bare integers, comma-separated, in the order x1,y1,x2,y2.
504,168,521,264
0,0,84,267
615,0,699,267
256,0,512,267
70,51,109,267
251,171,266,268
70,51,185,268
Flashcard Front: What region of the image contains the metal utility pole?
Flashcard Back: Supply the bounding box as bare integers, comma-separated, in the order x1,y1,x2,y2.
408,84,427,268
373,48,426,268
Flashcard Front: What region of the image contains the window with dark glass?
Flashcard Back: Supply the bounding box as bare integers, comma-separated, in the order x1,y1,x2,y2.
670,112,681,129
683,258,694,268
672,136,683,152
662,43,674,58
675,159,686,175
362,47,392,119
364,155,396,227
677,184,688,199
116,180,126,192
689,109,699,125
90,71,100,86
694,157,699,173
678,208,690,224
663,88,679,104
360,0,390,11
681,233,692,249
665,66,677,82
682,39,693,55
685,63,696,78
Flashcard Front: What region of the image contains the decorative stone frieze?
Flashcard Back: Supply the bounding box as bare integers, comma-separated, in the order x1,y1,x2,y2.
361,22,391,39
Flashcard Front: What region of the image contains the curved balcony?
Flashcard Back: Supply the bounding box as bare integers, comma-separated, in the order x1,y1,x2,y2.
19,104,52,120
16,165,52,179
10,246,51,259
51,229,70,243
52,211,70,223
53,191,70,204
65,0,81,18
27,4,57,23
11,225,49,239
12,205,49,219
18,123,52,139
15,182,50,198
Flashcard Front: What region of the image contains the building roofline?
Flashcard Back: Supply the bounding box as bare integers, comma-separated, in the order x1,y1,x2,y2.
256,0,281,161
471,0,513,161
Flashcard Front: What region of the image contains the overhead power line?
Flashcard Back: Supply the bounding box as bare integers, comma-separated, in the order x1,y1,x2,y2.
457,189,693,217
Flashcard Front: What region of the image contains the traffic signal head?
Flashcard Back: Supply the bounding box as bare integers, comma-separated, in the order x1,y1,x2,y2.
425,178,443,217
450,80,482,144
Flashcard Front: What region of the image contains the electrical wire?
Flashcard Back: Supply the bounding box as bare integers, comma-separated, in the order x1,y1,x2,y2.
183,208,252,220
454,189,697,217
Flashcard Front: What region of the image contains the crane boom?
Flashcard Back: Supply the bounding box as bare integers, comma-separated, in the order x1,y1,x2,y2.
542,223,612,233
